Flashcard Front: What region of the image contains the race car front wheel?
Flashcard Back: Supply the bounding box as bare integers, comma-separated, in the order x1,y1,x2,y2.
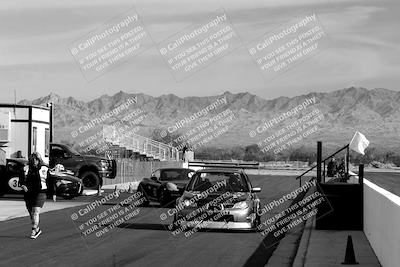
253,209,262,231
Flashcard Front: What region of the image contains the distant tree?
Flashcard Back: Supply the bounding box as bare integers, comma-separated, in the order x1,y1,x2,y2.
390,153,400,167
244,144,260,161
230,146,245,160
288,146,316,163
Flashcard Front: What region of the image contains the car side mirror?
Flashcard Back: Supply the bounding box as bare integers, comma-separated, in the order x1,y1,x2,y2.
63,152,72,158
151,176,158,181
251,187,261,193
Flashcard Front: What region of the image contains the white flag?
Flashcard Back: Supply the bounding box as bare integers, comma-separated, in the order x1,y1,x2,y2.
349,131,370,155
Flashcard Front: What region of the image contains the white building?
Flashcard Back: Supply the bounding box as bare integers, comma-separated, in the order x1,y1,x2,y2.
0,104,52,165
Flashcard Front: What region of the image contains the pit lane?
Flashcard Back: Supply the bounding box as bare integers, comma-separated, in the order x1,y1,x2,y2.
0,175,307,267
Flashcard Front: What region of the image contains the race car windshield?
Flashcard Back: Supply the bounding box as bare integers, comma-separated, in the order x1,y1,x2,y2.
189,172,250,192
160,170,194,181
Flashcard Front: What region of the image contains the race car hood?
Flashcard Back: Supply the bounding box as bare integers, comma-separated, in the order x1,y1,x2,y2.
182,191,251,205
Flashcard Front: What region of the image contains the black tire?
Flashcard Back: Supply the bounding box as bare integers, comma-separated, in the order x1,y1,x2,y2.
160,189,175,208
159,189,168,207
80,171,101,189
253,208,262,232
0,181,5,197
137,184,149,207
170,220,178,231
78,184,84,195
0,182,4,197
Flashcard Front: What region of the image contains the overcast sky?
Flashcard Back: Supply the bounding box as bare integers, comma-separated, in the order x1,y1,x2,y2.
0,0,399,102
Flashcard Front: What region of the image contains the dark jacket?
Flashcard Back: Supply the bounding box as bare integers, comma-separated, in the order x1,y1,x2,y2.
20,164,51,194
327,161,337,177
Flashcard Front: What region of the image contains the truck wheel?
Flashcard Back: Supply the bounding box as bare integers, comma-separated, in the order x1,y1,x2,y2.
81,171,101,189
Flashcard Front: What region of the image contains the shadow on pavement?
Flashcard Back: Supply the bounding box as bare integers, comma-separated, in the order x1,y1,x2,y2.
243,189,309,267
117,222,168,231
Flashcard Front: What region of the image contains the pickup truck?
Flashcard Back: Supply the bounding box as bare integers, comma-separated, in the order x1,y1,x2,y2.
49,143,117,189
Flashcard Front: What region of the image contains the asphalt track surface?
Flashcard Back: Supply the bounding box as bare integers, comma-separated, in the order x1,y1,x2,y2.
365,171,400,196
0,175,309,267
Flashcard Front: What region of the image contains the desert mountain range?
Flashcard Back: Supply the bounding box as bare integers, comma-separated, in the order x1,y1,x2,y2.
19,87,400,151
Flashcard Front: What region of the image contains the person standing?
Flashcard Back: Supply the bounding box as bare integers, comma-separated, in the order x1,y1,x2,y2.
20,152,54,239
337,158,346,178
182,144,188,162
327,157,337,177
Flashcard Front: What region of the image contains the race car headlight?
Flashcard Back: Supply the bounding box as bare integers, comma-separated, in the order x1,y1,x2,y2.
183,199,197,207
166,182,179,191
233,201,249,209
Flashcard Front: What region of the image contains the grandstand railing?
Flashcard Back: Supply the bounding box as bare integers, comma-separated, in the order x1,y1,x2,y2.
296,144,350,186
103,125,179,161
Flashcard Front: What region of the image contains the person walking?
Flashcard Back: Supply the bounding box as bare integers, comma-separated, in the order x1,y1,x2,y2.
20,152,54,239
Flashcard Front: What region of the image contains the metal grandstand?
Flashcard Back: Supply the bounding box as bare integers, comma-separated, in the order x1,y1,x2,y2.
102,125,179,161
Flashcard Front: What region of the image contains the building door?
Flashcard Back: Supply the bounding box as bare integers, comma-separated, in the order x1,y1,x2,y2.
45,128,50,157
32,127,37,153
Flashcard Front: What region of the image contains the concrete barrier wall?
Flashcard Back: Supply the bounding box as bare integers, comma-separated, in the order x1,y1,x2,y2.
103,160,183,185
364,179,400,267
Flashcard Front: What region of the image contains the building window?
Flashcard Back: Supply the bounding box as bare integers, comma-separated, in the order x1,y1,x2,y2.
32,127,37,153
45,128,50,157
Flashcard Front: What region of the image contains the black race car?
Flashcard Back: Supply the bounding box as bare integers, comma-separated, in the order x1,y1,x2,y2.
0,158,82,199
137,168,195,207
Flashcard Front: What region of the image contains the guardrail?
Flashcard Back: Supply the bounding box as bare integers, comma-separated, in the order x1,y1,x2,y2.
103,125,179,161
188,160,259,170
296,143,349,186
363,178,400,267
102,159,183,185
